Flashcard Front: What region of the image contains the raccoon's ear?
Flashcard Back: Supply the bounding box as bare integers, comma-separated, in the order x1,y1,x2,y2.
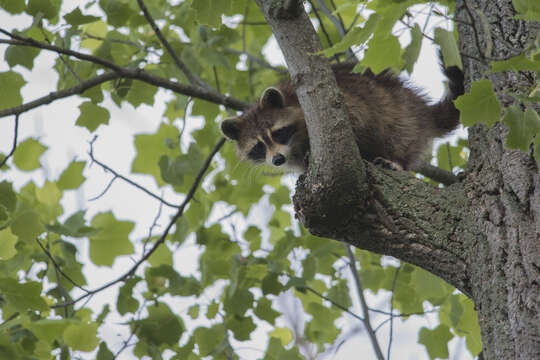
220,117,242,141
260,87,285,109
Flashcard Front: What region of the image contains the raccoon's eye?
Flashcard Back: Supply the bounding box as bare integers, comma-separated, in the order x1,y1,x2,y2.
247,142,266,162
272,125,297,144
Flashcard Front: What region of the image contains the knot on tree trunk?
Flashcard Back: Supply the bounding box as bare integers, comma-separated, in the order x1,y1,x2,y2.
293,165,369,238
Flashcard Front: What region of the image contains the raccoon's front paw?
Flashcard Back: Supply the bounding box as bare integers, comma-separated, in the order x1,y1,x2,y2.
373,157,403,171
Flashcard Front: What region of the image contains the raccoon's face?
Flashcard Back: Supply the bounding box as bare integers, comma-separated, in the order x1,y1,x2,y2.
221,87,309,172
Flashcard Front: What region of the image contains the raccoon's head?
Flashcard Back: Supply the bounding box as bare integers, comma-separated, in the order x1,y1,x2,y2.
221,86,309,172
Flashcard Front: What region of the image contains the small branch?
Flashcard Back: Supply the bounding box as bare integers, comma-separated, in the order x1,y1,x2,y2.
88,138,180,209
307,0,334,49
225,48,288,74
413,162,459,186
387,266,401,360
0,114,19,168
36,238,89,293
346,245,385,360
136,0,209,89
0,33,249,112
51,138,226,309
304,286,364,322
0,71,121,118
88,175,118,201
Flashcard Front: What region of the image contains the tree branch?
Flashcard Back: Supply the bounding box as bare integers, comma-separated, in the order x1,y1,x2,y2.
0,114,19,168
0,33,249,112
346,245,385,360
51,138,226,309
136,0,210,89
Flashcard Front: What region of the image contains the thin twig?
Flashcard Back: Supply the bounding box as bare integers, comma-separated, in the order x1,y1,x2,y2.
88,138,180,209
136,0,209,89
304,286,364,322
225,48,287,74
88,176,118,201
387,265,401,360
346,245,385,360
51,138,226,309
0,114,19,168
36,238,90,293
307,0,334,49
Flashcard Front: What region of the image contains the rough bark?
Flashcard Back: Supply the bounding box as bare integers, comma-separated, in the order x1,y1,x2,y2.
255,0,540,359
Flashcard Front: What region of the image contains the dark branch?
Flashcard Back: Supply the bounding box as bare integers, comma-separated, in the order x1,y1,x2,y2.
136,0,210,89
0,114,19,168
88,138,180,209
51,138,226,308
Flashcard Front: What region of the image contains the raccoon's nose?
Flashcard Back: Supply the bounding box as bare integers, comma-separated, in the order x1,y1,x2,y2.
272,153,286,166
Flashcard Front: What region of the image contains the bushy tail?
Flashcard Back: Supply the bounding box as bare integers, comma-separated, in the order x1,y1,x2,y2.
431,63,465,134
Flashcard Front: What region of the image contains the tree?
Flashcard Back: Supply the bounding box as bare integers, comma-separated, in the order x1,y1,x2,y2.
0,0,538,359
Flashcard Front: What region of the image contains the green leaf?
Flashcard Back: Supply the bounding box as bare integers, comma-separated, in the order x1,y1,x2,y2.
225,315,257,341
147,264,201,296
147,239,173,267
188,304,200,319
27,0,61,20
11,211,44,241
0,71,25,111
491,53,540,72
117,277,141,315
5,43,40,70
30,319,75,344
224,288,254,316
57,161,86,190
135,303,184,346
262,272,283,295
454,79,502,127
503,106,540,151
99,0,134,27
269,327,294,346
132,124,181,187
206,301,219,319
194,324,226,356
0,181,17,215
0,278,48,312
244,226,261,252
254,297,280,325
97,342,115,360
64,322,100,352
13,138,47,171
46,210,99,238
320,14,380,57
436,141,468,172
418,325,453,360
76,102,110,132
403,23,423,74
328,279,352,308
81,20,108,51
513,0,540,20
89,212,135,266
361,33,404,74
64,7,101,26
0,229,17,260
0,0,25,14
434,27,463,69
126,80,158,108
192,0,231,27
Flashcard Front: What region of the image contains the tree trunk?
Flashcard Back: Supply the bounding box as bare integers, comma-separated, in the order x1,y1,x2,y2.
255,0,540,359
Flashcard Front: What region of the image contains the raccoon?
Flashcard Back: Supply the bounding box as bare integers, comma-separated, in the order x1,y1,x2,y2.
220,62,464,173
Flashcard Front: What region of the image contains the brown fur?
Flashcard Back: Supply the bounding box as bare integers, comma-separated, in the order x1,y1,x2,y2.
221,62,464,172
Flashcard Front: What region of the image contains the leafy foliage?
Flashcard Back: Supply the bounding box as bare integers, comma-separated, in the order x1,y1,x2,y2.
1,0,537,359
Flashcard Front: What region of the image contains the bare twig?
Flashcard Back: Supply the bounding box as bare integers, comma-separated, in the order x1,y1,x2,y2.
307,0,334,49
346,245,385,360
88,176,118,201
225,48,288,74
88,138,180,209
51,138,226,309
0,114,19,168
136,0,210,89
305,286,364,322
36,238,89,293
0,34,249,113
387,265,401,360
